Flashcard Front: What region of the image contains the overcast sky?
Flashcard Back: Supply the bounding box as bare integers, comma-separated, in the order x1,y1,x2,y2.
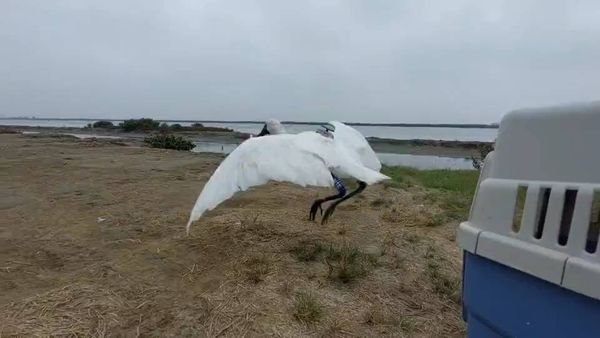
1,0,599,123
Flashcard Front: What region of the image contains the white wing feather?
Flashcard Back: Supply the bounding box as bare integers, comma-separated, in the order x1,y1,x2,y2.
186,131,388,233
330,121,381,171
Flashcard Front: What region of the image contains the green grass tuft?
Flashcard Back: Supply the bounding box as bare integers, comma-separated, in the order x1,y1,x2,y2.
325,243,377,283
293,291,324,323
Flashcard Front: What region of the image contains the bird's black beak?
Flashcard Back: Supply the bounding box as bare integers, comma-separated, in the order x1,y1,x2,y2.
256,124,270,137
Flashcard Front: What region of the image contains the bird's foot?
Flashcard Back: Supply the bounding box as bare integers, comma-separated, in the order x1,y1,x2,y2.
309,200,323,221
321,204,337,224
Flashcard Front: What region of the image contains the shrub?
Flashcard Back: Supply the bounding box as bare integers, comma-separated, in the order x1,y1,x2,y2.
144,134,195,151
191,122,204,128
471,143,495,170
170,123,183,130
92,120,114,128
120,118,160,132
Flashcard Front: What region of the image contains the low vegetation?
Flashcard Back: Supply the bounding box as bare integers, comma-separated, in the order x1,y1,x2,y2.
325,243,378,283
85,118,232,133
382,166,479,220
424,246,461,302
470,143,495,170
290,240,378,284
293,291,324,323
143,134,195,151
291,240,325,262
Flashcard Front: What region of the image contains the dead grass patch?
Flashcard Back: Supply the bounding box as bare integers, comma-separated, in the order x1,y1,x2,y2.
0,282,162,337
424,246,461,302
243,254,272,283
321,317,352,337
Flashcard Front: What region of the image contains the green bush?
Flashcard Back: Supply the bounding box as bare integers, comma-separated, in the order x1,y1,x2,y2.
191,122,204,128
159,122,183,131
471,143,495,170
120,118,160,132
92,120,114,128
144,134,195,151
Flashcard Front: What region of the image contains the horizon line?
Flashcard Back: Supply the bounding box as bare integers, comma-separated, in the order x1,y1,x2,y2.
0,116,499,128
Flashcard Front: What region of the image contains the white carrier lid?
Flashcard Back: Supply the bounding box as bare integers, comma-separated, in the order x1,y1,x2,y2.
458,101,600,300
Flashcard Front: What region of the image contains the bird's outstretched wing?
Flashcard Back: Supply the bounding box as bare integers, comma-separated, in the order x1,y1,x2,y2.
186,132,389,233
329,121,381,171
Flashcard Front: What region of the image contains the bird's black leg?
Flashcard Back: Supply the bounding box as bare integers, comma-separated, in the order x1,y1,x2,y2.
321,181,366,224
309,192,344,221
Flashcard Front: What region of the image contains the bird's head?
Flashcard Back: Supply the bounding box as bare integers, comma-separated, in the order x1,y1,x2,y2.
257,119,286,136
316,123,335,139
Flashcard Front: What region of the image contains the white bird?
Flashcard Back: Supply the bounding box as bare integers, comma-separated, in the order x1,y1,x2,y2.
186,120,389,234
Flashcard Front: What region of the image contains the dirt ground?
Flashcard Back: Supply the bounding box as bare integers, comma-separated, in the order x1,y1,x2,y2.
0,134,465,337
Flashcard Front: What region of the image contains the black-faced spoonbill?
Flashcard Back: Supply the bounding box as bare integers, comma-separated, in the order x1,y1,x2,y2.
186,120,388,234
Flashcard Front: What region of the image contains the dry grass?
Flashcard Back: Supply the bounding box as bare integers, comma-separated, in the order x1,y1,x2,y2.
293,291,324,323
0,134,468,337
291,240,325,262
425,246,461,302
243,254,272,283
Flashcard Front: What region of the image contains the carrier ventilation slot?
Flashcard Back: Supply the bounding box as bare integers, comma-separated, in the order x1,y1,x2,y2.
558,189,578,246
585,191,600,253
534,187,552,239
512,186,528,233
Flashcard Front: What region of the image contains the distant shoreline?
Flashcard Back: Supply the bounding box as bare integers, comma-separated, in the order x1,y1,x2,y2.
1,124,492,159
0,117,499,129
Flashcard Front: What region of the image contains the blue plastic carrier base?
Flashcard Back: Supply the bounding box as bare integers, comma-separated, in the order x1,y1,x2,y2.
462,252,600,338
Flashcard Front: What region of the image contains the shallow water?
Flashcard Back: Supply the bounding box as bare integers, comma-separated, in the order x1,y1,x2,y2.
63,133,121,139
202,122,497,142
191,141,474,170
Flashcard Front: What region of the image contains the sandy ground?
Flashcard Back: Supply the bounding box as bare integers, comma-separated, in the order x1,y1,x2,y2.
0,134,465,337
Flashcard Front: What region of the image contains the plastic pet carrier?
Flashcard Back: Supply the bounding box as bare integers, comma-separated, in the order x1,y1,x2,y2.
458,102,600,338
